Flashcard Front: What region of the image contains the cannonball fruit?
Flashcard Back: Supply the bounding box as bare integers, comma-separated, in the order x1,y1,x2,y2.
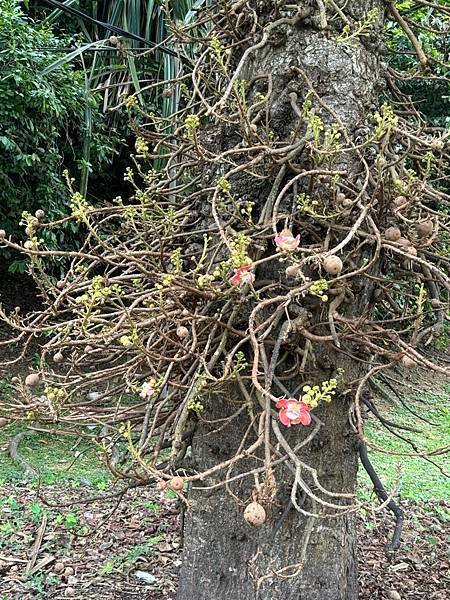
285,264,301,278
336,192,346,203
35,209,45,219
396,237,410,247
323,255,343,275
401,356,416,369
405,246,417,256
430,298,441,308
54,562,65,574
156,480,167,491
0,229,6,239
176,326,189,339
393,195,407,207
244,501,266,527
168,476,184,491
384,227,401,242
109,35,119,46
416,220,433,238
0,418,8,428
53,352,64,364
25,373,40,387
429,139,444,151
341,198,353,208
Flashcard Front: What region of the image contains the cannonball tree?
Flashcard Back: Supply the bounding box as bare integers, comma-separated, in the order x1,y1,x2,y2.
1,1,449,599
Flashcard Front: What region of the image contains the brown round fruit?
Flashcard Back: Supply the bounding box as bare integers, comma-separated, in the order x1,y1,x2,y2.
341,198,353,208
25,373,40,387
63,566,74,577
0,229,6,239
109,35,119,46
336,192,346,203
168,476,185,491
430,298,441,308
35,209,45,219
54,562,65,574
176,326,189,339
53,352,64,364
156,480,167,491
323,255,343,275
0,418,8,428
416,220,433,238
429,139,444,151
401,356,416,369
384,227,401,242
405,246,417,256
393,195,407,206
395,237,410,247
285,264,301,278
244,501,266,527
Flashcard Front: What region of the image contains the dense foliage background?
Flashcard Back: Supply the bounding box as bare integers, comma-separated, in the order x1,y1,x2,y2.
0,0,120,270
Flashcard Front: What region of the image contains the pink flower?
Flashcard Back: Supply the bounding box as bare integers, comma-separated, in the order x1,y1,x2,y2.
275,398,311,427
275,228,300,252
140,379,156,399
230,264,255,287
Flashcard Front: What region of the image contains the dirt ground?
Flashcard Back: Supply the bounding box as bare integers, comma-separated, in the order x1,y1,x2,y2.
0,479,448,599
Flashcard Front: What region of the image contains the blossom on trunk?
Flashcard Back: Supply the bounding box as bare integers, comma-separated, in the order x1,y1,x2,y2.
275,398,311,427
230,264,255,286
274,228,300,252
140,379,157,399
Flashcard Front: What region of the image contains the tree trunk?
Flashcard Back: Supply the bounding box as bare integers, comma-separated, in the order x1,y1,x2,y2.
178,2,384,599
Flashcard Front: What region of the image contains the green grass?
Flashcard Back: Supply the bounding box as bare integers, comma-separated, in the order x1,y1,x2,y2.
360,381,449,502
0,379,448,503
0,424,110,488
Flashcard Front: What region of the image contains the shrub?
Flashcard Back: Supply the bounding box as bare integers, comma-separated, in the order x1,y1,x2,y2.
0,0,117,270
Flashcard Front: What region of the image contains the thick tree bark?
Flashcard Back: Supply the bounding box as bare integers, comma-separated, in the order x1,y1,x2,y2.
178,2,384,599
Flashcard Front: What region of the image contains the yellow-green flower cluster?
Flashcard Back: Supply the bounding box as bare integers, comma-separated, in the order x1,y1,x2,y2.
119,329,139,348
70,192,93,222
309,278,329,302
187,398,204,413
301,378,337,408
45,386,66,403
125,95,137,109
75,276,121,309
135,136,149,158
217,177,231,194
230,233,251,268
124,167,134,183
185,114,200,140
197,273,215,288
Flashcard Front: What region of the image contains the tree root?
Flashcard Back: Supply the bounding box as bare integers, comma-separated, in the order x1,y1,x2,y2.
359,441,404,552
8,430,38,477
